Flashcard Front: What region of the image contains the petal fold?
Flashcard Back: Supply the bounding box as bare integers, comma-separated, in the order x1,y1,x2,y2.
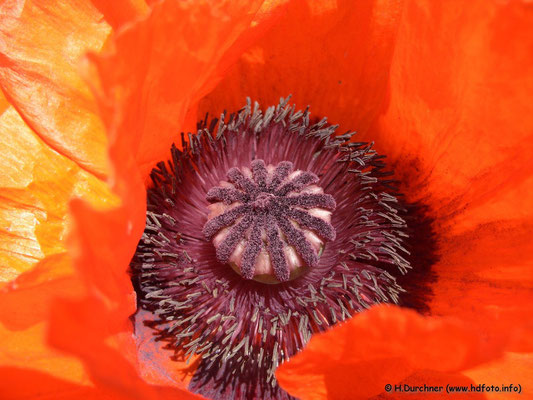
87,0,278,177
200,0,403,136
0,0,111,178
90,0,150,30
277,305,504,400
0,104,114,284
373,0,533,351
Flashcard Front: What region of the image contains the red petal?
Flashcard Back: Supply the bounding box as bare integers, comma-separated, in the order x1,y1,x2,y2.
90,0,149,30
199,0,402,135
465,352,533,400
87,0,279,177
374,0,533,350
48,297,203,400
134,309,200,388
373,371,487,400
276,305,504,400
429,219,533,352
0,321,91,392
0,367,112,400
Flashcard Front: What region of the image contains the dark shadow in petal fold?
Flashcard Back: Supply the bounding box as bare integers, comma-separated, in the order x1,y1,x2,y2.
396,201,439,314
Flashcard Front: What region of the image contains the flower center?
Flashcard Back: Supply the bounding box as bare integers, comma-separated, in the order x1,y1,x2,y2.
203,160,336,284
253,192,274,210
131,97,413,400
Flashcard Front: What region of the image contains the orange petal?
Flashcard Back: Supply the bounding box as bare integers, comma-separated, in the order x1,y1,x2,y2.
372,371,488,400
90,0,150,30
429,219,533,352
0,103,114,284
0,92,118,398
376,1,533,203
464,352,533,400
372,0,533,349
0,254,83,330
46,0,281,394
87,0,277,178
0,0,111,178
0,367,102,400
48,297,203,400
276,305,503,400
199,0,403,136
0,322,90,389
0,41,117,397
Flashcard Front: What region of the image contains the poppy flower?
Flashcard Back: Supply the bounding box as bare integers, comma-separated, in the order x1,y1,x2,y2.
0,1,532,400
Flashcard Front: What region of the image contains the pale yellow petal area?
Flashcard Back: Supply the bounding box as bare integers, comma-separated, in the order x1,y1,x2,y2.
0,0,111,178
0,105,118,284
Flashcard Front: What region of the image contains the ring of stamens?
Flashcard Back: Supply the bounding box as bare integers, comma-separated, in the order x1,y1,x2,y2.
131,97,412,400
203,160,336,283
